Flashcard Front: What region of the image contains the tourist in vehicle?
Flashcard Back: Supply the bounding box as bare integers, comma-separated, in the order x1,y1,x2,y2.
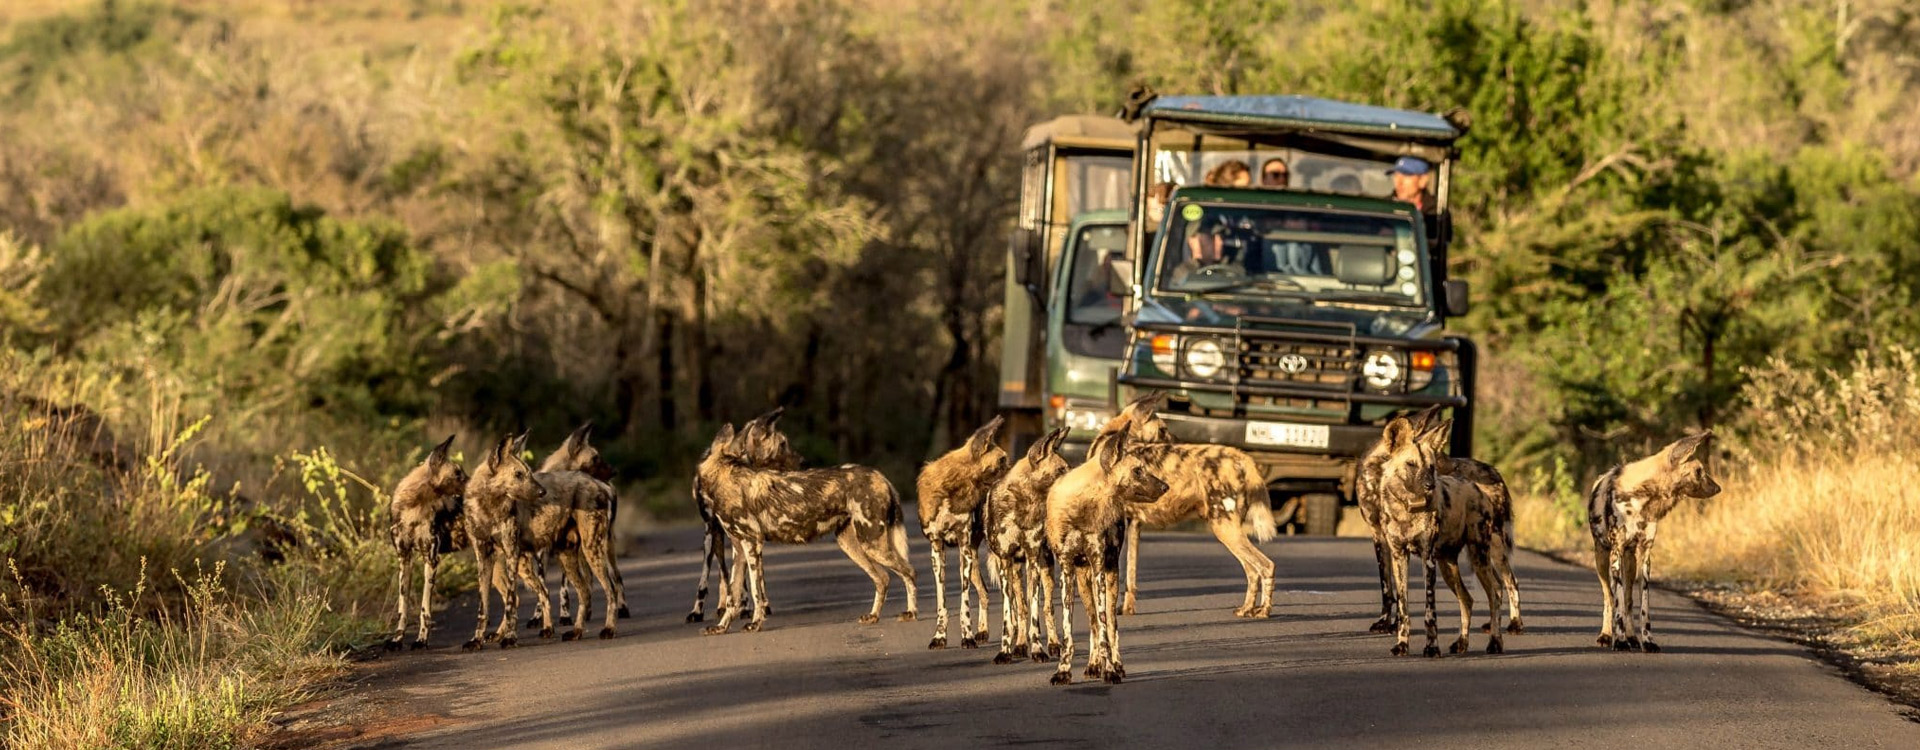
1260,158,1290,188
1204,159,1252,187
1387,156,1433,211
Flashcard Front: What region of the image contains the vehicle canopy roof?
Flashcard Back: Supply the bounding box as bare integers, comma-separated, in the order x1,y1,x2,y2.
1165,186,1422,218
1139,95,1463,163
1021,114,1136,152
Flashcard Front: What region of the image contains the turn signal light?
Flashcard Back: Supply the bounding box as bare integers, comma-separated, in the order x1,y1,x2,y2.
1410,350,1437,371
1150,334,1177,356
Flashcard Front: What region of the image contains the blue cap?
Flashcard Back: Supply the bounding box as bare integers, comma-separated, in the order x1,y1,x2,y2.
1386,156,1431,176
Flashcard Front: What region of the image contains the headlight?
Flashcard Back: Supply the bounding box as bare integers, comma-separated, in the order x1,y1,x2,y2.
1362,350,1402,390
1183,337,1228,379
1061,406,1111,433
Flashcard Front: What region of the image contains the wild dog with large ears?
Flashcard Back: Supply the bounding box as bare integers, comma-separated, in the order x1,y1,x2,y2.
917,415,1012,649
460,432,546,650
1587,431,1720,653
388,434,467,650
986,426,1071,664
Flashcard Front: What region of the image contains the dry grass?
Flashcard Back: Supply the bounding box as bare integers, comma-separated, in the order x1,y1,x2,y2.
1513,349,1920,658
0,357,432,748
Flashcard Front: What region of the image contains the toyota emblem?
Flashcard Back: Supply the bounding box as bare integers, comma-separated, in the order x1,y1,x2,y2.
1276,353,1310,374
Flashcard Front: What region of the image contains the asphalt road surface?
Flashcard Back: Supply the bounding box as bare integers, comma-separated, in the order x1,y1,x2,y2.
354,527,1920,749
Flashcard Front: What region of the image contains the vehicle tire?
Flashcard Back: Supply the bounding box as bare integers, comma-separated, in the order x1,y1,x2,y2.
1301,493,1341,537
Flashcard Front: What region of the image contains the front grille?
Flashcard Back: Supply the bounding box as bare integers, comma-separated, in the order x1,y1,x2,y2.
1239,340,1356,392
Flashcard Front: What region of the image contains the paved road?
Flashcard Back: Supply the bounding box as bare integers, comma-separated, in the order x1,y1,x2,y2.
355,528,1919,749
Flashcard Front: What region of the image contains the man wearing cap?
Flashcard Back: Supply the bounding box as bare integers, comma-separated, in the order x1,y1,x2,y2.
1387,156,1433,212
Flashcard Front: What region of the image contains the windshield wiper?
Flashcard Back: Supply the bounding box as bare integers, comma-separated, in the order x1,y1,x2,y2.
1186,278,1311,299
1315,290,1420,306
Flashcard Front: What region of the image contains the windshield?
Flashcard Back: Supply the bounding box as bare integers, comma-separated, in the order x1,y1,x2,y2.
1152,202,1427,307
1063,223,1129,326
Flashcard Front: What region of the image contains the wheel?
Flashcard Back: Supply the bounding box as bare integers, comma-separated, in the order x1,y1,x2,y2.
1301,493,1341,537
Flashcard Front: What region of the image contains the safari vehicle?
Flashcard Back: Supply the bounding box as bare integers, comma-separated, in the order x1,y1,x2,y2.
1111,94,1476,535
999,115,1134,458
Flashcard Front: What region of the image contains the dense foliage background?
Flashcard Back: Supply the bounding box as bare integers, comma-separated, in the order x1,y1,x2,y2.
2,0,1917,508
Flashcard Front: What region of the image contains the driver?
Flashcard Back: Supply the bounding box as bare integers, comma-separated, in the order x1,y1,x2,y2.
1171,206,1249,285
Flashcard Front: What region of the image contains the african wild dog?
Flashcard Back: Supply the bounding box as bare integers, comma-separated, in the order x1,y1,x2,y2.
918,415,1011,649
459,433,548,649
697,422,917,634
1046,429,1168,685
529,453,623,641
528,423,628,628
1099,393,1277,618
1367,414,1520,657
687,408,796,623
1587,432,1720,653
986,426,1070,664
387,435,468,650
1356,407,1523,636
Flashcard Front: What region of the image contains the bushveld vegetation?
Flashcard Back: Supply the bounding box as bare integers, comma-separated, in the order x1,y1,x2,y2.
1,0,1917,745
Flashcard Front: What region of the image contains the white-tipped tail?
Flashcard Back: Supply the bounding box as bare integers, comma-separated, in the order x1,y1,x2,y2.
1246,495,1278,543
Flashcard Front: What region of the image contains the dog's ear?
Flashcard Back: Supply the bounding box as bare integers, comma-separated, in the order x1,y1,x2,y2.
1666,430,1714,468
486,434,512,466
565,422,594,453
1416,418,1453,455
969,415,1006,461
429,434,455,466
1381,416,1414,452
709,423,737,456
1099,431,1130,473
511,429,532,459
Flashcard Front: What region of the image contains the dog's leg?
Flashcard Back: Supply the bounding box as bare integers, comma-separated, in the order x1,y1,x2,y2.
1051,563,1076,685
1121,519,1140,615
1636,539,1658,653
1369,533,1397,633
742,539,770,633
928,542,949,648
1439,554,1471,655
836,526,887,625
389,551,411,650
466,547,493,650
414,554,437,649
1421,544,1440,658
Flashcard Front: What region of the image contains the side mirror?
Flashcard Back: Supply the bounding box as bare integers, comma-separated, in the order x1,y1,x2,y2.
1009,228,1037,287
1443,279,1470,317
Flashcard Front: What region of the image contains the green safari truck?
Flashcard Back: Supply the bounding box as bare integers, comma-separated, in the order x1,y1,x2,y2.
1113,94,1477,535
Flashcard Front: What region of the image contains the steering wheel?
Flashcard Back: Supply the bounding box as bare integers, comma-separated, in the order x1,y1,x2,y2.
1192,263,1245,279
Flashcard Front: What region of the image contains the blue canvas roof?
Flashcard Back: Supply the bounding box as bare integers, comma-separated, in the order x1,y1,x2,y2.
1143,95,1460,141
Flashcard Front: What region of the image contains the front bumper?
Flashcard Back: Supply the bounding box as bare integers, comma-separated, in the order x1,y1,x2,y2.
1120,374,1466,408
1156,412,1384,458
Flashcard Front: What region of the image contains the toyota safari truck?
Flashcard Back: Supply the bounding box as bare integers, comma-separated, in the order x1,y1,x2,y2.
1000,115,1135,455
1115,94,1477,535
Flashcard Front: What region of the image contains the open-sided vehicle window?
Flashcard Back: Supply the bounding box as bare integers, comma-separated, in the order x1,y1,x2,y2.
1154,203,1427,307
1063,223,1130,326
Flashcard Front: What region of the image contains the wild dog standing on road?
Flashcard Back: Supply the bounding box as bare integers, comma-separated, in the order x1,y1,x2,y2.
986,426,1070,664
387,435,467,650
1046,430,1168,685
530,423,628,628
687,408,798,623
1587,432,1720,653
528,455,622,642
1356,407,1523,636
460,433,547,649
1368,414,1520,657
918,415,1011,649
697,423,917,634
1099,393,1277,618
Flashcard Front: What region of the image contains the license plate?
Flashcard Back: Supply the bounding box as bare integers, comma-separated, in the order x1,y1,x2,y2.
1245,421,1329,449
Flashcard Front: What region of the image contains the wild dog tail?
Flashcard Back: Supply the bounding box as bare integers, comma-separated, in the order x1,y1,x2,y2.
885,480,911,564
1246,493,1278,543
1238,454,1277,543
